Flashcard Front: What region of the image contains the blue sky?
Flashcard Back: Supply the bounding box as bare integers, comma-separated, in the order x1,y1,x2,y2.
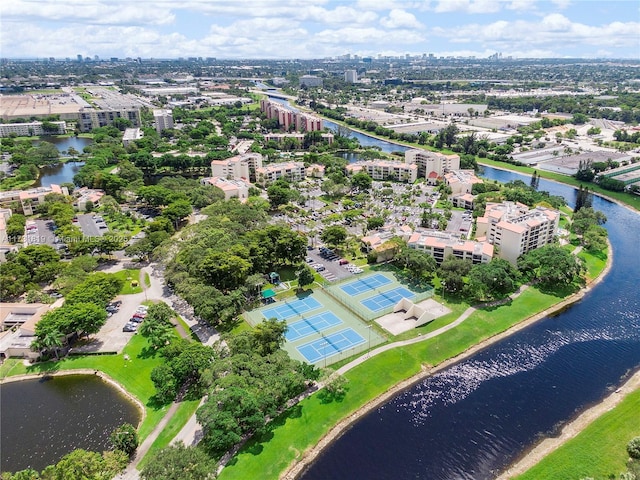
2,0,639,59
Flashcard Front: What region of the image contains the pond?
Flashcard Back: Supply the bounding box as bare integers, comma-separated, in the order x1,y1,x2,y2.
0,374,141,473
32,136,93,187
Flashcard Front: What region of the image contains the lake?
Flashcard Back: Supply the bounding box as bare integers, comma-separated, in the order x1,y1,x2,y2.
0,374,141,473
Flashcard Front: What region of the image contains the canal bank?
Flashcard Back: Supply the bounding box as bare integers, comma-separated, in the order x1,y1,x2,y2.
281,242,614,480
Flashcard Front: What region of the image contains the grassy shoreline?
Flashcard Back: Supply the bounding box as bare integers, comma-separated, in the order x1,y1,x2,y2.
218,247,611,480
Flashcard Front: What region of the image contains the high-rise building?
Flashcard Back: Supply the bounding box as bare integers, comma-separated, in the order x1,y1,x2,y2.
153,109,174,134
405,149,460,183
344,69,358,83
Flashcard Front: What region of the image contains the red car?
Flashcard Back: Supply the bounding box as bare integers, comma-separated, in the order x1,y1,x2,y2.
132,312,146,319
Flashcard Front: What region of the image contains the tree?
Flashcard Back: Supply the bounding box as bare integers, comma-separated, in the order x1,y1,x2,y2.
350,171,372,191
253,318,288,356
297,266,315,290
627,436,640,460
150,363,179,403
52,449,116,480
366,216,385,231
320,225,348,250
110,423,139,457
140,442,216,480
517,245,585,287
465,259,519,301
162,200,192,228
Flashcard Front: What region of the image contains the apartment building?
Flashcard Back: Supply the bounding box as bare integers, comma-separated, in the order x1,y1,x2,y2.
210,153,263,182
0,121,66,138
255,161,306,184
201,177,251,202
78,108,141,132
299,75,323,88
0,208,11,245
0,184,69,215
451,193,475,210
444,170,483,195
346,160,418,183
476,201,560,265
153,109,174,134
73,187,105,212
264,133,334,145
405,149,460,183
407,229,494,265
259,100,323,132
344,70,358,83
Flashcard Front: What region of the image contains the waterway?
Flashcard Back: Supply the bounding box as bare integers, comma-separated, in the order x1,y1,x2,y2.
0,375,141,473
300,168,640,478
263,93,409,155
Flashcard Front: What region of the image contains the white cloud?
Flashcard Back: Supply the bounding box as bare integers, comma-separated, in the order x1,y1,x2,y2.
380,9,423,29
432,15,640,54
433,0,502,14
551,0,571,9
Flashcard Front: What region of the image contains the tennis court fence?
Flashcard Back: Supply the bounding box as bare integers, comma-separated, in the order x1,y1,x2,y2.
324,283,434,321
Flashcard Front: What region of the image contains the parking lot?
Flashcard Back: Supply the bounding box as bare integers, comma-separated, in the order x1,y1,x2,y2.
75,213,108,237
25,220,58,247
306,247,357,283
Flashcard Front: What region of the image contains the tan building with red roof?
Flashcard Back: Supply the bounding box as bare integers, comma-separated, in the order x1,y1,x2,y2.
405,149,460,184
0,184,69,215
476,201,559,264
346,160,418,183
407,229,494,265
201,177,251,202
444,170,483,195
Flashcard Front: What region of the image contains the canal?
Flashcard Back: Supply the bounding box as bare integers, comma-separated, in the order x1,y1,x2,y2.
299,168,640,477
0,375,141,473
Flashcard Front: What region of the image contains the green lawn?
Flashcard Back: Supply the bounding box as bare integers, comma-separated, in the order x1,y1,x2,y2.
217,286,572,480
111,269,143,294
1,334,172,441
516,388,640,480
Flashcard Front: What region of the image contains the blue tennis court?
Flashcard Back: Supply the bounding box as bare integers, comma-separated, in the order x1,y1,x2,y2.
297,328,366,363
361,287,416,312
340,273,392,296
285,312,343,342
262,296,322,320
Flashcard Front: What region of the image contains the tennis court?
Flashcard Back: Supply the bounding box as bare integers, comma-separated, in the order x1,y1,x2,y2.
297,328,366,363
285,312,343,342
361,286,416,312
262,296,322,320
339,273,392,296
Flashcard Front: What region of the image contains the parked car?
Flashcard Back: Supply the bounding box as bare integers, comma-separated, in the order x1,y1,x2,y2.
130,316,144,324
123,322,138,332
132,312,146,319
339,259,349,265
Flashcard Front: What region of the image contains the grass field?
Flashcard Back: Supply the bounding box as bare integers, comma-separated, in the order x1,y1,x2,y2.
112,269,143,294
516,388,640,480
0,334,171,440
217,285,572,480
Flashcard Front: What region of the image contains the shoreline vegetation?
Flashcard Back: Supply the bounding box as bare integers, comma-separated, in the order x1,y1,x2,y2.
218,243,614,480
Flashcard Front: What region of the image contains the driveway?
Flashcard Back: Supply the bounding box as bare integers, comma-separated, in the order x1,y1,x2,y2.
76,213,106,237
306,248,354,282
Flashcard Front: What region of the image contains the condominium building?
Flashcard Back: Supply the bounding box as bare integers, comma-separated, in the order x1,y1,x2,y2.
78,108,141,132
263,133,334,145
346,160,418,183
201,177,251,202
407,229,494,265
476,201,560,264
405,149,460,183
451,193,475,210
0,184,69,215
153,109,174,134
255,161,306,184
444,170,483,195
0,208,11,245
299,75,323,88
259,100,323,132
210,153,263,182
73,187,105,212
0,121,66,138
344,70,358,83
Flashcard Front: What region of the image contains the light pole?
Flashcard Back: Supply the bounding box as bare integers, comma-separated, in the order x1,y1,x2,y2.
441,281,446,311
367,325,372,358
321,334,327,368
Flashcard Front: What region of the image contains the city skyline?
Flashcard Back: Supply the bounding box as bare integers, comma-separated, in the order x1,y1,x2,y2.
1,0,639,60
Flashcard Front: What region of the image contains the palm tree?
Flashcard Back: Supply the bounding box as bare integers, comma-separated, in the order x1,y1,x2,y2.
41,329,64,360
